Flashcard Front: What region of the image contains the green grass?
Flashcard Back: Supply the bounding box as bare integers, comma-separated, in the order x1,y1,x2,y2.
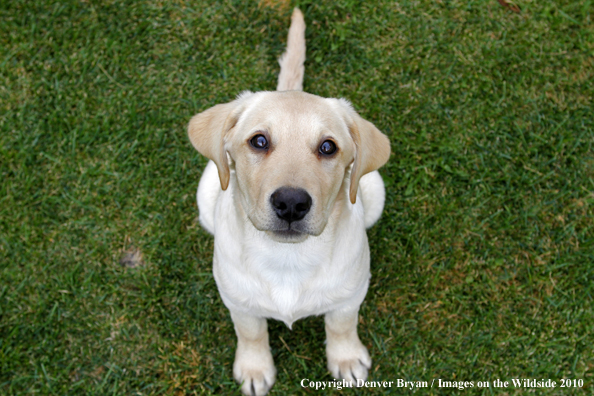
1,0,593,394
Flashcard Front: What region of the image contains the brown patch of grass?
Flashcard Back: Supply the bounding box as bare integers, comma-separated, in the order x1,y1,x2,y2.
88,365,105,380
258,0,291,14
119,244,144,268
156,338,208,395
420,300,447,330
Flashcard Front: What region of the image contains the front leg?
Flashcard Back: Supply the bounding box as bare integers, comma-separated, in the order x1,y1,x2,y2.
325,307,371,386
230,310,276,396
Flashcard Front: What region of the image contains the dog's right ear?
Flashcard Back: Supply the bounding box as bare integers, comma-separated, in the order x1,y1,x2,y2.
188,93,252,190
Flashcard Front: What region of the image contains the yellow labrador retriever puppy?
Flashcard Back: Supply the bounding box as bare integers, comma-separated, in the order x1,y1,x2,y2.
188,8,390,396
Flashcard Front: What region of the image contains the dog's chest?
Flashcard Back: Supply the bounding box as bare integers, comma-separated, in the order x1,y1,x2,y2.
249,245,332,316
212,229,369,326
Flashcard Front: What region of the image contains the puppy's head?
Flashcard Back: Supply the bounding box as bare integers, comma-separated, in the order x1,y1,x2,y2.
188,91,390,243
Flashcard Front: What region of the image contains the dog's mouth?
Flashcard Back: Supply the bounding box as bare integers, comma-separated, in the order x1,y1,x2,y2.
267,226,310,243
273,229,302,237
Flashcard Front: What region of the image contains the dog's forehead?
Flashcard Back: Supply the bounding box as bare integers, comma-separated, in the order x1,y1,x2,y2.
238,91,348,139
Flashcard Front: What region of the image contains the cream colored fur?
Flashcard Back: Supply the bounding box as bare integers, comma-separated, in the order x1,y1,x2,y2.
276,8,306,91
188,8,390,396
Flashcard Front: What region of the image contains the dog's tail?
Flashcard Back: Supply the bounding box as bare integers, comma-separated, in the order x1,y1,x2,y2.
277,8,306,91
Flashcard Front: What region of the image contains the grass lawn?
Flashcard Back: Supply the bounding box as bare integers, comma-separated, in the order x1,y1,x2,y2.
1,0,593,394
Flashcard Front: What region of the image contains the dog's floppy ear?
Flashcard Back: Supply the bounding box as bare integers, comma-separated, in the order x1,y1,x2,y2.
331,98,391,204
348,114,391,203
188,92,252,190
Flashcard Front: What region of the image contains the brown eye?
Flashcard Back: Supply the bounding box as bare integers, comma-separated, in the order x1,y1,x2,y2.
250,134,269,150
319,140,337,156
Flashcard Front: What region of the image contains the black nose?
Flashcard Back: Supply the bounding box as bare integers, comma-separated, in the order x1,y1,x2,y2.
270,187,312,223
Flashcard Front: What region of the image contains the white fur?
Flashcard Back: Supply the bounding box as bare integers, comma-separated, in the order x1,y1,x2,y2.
190,8,390,396
359,170,386,228
196,160,220,234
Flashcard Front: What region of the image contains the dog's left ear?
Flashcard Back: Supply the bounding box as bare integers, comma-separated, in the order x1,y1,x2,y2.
188,92,253,190
330,98,391,204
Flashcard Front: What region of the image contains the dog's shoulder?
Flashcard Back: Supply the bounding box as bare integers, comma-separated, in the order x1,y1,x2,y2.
197,160,221,235
358,170,386,228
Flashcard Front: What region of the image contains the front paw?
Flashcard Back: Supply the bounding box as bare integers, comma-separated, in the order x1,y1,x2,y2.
233,350,276,396
326,339,371,386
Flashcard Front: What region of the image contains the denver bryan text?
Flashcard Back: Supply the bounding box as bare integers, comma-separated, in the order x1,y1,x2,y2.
300,378,428,390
